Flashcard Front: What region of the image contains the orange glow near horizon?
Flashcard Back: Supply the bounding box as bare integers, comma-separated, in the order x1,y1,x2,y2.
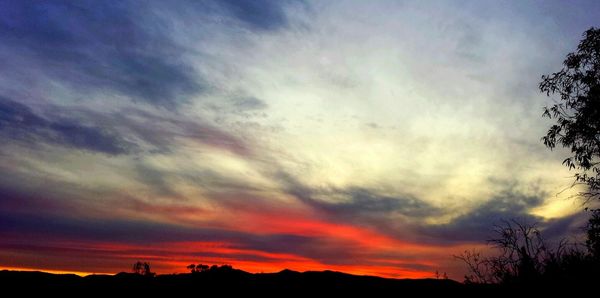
0,203,484,280
0,236,459,279
0,266,114,277
0,259,433,279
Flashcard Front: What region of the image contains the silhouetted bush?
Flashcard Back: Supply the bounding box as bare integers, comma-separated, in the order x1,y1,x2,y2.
586,208,600,259
457,216,600,286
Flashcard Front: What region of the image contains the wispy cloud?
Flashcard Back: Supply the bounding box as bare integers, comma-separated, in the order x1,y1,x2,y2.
0,96,135,155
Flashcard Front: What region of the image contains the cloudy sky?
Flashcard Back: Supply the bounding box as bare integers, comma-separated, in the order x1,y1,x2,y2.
1,0,599,279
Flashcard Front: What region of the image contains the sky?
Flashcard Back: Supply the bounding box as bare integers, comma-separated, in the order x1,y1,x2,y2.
1,0,600,279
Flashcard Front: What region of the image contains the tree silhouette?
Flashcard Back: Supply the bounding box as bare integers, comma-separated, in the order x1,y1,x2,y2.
187,263,209,273
540,27,600,202
187,264,196,273
455,220,573,284
455,216,600,286
132,261,155,277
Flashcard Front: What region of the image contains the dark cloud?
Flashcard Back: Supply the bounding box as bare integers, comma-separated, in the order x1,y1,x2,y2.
419,188,547,243
0,181,381,265
0,95,251,157
111,108,251,156
0,97,135,155
0,0,201,108
273,171,453,246
0,179,342,263
541,211,589,241
278,171,439,225
0,184,65,215
0,0,289,156
0,0,304,108
0,98,254,207
0,209,357,264
320,188,436,218
276,171,585,248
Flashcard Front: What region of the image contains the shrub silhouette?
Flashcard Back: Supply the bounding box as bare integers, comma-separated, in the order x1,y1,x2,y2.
587,209,600,259
457,217,600,285
456,220,546,284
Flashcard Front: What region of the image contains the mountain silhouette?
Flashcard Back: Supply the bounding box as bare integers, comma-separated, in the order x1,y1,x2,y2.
1,268,490,295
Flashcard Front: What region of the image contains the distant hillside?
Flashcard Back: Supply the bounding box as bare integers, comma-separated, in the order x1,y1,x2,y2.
0,268,491,295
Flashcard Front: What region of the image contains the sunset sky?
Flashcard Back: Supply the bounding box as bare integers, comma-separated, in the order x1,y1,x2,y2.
1,0,600,279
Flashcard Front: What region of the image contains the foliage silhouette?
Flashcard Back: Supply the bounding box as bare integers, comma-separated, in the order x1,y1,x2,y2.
456,218,600,286
587,209,600,258
187,263,213,273
132,261,155,277
540,27,600,202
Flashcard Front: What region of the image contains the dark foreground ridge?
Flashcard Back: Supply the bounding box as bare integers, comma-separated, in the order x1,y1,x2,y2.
1,268,493,295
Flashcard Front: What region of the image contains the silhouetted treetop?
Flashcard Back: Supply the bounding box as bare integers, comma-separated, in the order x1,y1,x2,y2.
187,263,209,273
132,261,155,277
540,27,600,201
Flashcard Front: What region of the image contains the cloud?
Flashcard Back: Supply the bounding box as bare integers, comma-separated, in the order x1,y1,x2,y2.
541,212,589,242
0,179,435,272
0,0,303,109
0,95,252,158
420,188,547,243
230,96,269,111
216,0,300,31
0,0,201,108
276,170,438,222
117,109,251,156
133,163,182,199
275,169,583,248
0,208,348,263
316,188,438,218
0,97,135,155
